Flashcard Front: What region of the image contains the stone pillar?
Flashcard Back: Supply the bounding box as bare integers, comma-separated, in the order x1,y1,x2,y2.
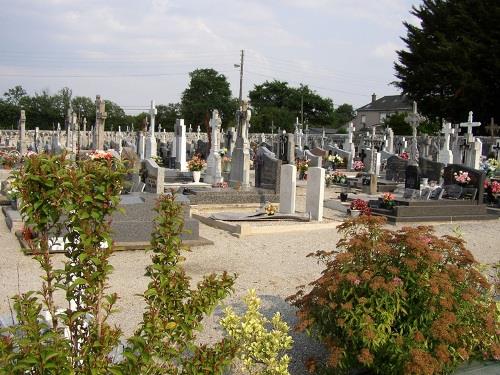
175,119,187,171
305,166,325,221
438,121,454,165
137,133,145,160
18,110,27,154
470,138,482,169
279,164,296,214
229,101,251,188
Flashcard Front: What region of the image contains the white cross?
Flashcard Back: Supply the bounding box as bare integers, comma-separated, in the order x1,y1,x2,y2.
459,111,481,136
149,100,157,135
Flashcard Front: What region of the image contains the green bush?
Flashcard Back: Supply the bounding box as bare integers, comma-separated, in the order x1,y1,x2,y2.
0,152,237,374
289,216,499,374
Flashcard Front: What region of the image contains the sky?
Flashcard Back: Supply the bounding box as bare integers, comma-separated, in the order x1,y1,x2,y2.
0,0,421,115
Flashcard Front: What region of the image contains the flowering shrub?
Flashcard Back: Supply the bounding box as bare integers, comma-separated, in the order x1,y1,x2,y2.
454,170,471,185
350,199,371,216
187,154,206,171
0,150,20,168
400,151,409,160
289,216,499,374
221,289,293,375
353,160,365,171
381,192,396,208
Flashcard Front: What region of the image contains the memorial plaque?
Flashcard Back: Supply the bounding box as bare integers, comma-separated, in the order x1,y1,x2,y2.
443,164,485,202
403,188,421,200
429,187,444,200
386,155,409,182
420,187,431,200
443,184,463,200
405,165,421,190
462,187,477,200
254,146,281,192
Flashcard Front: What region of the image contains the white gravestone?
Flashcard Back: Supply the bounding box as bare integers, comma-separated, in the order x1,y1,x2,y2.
438,121,454,165
305,167,325,221
344,122,356,170
279,164,296,214
145,100,158,159
460,111,481,168
175,119,187,171
229,100,251,188
18,110,27,154
205,110,223,184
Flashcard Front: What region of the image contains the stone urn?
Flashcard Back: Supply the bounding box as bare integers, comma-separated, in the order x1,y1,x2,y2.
348,209,361,217
192,171,201,183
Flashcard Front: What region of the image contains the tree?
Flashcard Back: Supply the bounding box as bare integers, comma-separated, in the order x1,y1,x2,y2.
71,96,96,125
156,103,181,131
394,0,500,131
383,112,412,135
104,100,126,130
333,103,355,127
181,68,236,129
248,80,338,132
3,85,27,106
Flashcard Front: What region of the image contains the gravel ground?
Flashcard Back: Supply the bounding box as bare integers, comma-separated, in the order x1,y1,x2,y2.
1,186,499,374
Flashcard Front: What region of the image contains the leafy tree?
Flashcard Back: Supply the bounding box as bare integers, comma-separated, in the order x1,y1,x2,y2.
333,103,355,127
156,103,181,131
104,100,126,130
181,68,237,130
71,96,96,125
249,80,339,132
394,0,500,131
383,112,412,135
3,85,27,106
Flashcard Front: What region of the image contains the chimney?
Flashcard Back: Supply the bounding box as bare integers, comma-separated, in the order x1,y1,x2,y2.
371,93,377,103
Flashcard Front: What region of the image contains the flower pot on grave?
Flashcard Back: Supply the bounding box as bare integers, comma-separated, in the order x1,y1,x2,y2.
192,170,201,183
340,192,348,202
348,209,361,217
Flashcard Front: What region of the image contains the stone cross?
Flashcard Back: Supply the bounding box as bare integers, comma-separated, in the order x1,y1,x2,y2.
485,117,499,138
196,125,201,140
205,110,223,184
149,100,157,135
405,101,423,165
95,95,107,150
188,124,192,133
158,123,162,133
437,120,454,164
459,111,481,142
493,140,500,161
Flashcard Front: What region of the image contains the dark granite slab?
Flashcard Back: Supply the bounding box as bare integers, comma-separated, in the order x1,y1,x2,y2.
184,188,279,205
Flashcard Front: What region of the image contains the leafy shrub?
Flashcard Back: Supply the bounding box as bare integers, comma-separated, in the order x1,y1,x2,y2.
289,216,499,374
0,153,238,374
221,289,293,375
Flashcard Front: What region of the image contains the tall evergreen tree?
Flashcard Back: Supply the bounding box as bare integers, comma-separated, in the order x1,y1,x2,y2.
394,0,500,131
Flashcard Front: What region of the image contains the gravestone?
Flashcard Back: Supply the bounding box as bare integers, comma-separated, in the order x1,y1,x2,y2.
196,140,209,159
405,165,421,190
254,146,282,192
205,110,223,184
229,100,251,188
18,110,27,154
438,121,454,164
279,164,296,214
310,147,327,158
145,100,157,159
385,155,409,182
94,95,107,150
305,167,325,221
442,164,485,203
418,157,444,183
277,132,295,164
304,149,322,167
174,119,187,171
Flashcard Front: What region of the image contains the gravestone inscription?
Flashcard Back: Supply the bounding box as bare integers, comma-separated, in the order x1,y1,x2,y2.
386,155,409,182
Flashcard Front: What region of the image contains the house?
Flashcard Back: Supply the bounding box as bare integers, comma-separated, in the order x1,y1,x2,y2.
354,94,412,129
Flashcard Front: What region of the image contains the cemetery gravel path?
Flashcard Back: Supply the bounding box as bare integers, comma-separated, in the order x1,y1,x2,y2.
1,208,499,374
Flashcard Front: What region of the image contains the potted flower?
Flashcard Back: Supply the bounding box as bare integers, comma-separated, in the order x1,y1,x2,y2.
264,202,277,216
349,198,371,217
399,151,409,160
380,192,396,209
187,154,206,183
222,155,231,173
297,159,309,180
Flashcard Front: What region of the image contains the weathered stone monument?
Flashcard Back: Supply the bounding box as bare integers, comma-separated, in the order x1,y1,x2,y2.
459,111,481,169
229,100,251,188
93,95,107,150
438,120,454,165
145,100,157,159
254,146,281,192
18,110,27,154
205,110,223,184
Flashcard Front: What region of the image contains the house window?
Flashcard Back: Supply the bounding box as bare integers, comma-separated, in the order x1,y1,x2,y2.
380,113,387,122
361,115,366,127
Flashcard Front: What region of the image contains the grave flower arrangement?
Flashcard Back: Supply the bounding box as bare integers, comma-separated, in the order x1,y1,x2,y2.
380,192,396,209
349,198,371,216
454,170,471,185
484,179,500,194
353,160,365,171
89,150,114,160
289,216,499,375
187,154,206,171
219,147,228,156
264,202,277,216
482,158,499,177
327,154,344,166
297,159,309,173
326,171,347,187
400,151,409,160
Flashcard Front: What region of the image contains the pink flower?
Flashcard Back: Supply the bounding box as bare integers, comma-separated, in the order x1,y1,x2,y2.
353,278,361,286
392,277,403,286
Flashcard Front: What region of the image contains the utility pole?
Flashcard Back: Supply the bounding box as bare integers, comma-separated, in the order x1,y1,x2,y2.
238,50,244,104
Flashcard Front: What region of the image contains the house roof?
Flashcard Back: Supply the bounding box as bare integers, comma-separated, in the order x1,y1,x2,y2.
356,95,412,112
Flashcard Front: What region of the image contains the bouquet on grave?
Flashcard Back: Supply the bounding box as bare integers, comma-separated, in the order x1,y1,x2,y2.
264,202,277,216
381,192,396,208
297,159,309,173
0,150,20,168
187,154,206,172
353,160,365,171
400,151,409,160
89,150,114,161
484,179,500,194
483,158,499,177
453,170,471,185
327,154,344,166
